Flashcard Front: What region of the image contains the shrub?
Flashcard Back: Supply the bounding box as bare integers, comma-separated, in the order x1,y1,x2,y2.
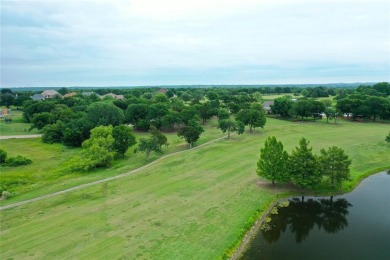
4,155,33,167
1,191,12,199
0,148,7,164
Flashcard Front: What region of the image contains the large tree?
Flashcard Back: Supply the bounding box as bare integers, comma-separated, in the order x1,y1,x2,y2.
289,138,322,189
272,96,294,117
257,136,289,186
87,102,124,127
236,108,266,132
177,120,204,148
318,146,352,189
136,137,162,160
112,125,137,157
291,99,313,121
73,125,115,171
218,119,244,138
149,126,168,148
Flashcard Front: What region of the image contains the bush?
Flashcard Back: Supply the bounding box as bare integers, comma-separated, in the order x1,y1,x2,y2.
1,191,12,200
0,148,7,164
4,155,33,167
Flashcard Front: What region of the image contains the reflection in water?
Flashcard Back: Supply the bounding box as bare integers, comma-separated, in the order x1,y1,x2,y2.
262,196,352,244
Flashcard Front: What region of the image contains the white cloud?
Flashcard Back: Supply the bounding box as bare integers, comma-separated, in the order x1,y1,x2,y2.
1,0,389,87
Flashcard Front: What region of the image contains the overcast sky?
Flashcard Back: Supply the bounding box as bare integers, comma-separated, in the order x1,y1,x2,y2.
1,0,389,87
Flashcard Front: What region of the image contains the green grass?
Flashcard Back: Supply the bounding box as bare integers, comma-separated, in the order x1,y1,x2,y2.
0,119,224,204
262,93,301,100
0,118,389,259
0,110,40,135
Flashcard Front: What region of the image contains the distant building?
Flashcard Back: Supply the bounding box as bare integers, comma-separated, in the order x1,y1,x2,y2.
63,92,77,98
82,91,94,96
31,94,45,101
0,109,12,118
262,101,274,114
103,93,124,100
42,90,62,99
156,88,168,94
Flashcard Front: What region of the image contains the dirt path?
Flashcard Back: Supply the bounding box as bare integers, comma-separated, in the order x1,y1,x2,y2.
0,134,42,140
0,134,229,211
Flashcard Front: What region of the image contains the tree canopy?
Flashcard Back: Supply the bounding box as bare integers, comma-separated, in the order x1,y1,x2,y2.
257,136,289,186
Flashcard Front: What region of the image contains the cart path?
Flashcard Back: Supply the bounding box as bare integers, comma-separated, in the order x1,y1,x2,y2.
0,134,42,140
0,134,230,211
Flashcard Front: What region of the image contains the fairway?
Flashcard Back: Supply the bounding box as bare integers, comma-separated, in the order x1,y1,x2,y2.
1,119,389,259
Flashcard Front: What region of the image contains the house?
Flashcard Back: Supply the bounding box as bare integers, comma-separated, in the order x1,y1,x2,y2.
82,91,94,96
41,90,62,99
262,101,274,114
103,93,124,100
31,94,45,101
156,88,168,94
82,91,102,99
0,109,12,118
63,92,77,98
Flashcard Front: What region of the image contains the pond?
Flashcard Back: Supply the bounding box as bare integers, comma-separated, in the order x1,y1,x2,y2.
240,172,390,260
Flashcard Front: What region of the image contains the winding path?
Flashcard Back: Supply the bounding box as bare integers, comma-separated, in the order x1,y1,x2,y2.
0,134,42,140
0,134,230,211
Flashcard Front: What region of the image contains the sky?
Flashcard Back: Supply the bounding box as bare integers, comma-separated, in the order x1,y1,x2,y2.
1,0,389,87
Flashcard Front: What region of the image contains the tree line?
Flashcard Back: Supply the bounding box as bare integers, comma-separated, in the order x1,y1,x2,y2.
271,82,390,122
257,136,352,189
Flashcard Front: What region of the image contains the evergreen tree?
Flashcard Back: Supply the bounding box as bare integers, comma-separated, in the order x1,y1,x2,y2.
289,138,321,189
257,136,289,186
319,146,352,189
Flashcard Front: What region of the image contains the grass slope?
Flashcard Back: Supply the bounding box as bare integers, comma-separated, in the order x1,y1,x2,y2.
0,119,224,205
0,110,40,136
1,118,389,259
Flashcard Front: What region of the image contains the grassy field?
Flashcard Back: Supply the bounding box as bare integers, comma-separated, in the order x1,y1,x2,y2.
1,118,389,259
0,110,40,135
0,119,224,204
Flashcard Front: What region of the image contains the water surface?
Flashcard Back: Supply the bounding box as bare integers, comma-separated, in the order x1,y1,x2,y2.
241,172,390,260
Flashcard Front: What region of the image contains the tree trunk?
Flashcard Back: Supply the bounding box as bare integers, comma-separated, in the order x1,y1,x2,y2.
227,129,230,139
189,142,192,149
272,179,275,187
146,150,150,160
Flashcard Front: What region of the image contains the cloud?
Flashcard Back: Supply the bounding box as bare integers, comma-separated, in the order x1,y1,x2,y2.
1,0,389,87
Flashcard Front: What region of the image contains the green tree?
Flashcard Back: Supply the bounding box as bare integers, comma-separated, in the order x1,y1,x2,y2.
87,102,124,127
218,119,244,138
292,99,313,121
42,121,64,144
257,136,289,186
386,132,390,142
177,120,204,148
236,108,266,132
271,96,293,117
62,116,93,147
149,125,168,148
0,148,7,164
318,146,352,189
30,112,56,130
365,96,389,122
136,137,162,159
112,125,137,156
73,126,115,171
0,93,15,108
217,109,230,120
289,138,321,189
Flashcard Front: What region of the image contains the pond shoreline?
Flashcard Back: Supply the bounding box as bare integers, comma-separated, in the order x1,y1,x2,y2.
229,167,389,260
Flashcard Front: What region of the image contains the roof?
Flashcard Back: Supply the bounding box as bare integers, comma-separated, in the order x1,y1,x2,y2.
41,90,61,97
156,88,168,94
263,101,274,109
31,94,45,100
104,93,124,100
63,92,77,98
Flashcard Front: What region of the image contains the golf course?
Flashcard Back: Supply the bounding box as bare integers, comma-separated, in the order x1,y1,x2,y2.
1,118,389,259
